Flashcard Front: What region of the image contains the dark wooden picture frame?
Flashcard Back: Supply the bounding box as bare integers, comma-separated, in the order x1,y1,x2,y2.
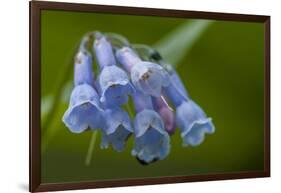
30,1,270,192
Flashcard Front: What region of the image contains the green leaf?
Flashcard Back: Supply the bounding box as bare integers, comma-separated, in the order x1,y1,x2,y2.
154,20,213,67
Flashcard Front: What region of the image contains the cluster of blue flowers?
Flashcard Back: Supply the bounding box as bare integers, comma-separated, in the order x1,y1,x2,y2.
62,32,215,164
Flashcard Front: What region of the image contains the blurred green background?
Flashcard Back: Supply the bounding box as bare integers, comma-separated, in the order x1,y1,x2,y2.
41,10,265,183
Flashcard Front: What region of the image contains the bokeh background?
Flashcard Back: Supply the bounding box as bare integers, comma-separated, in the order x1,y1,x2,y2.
41,10,265,183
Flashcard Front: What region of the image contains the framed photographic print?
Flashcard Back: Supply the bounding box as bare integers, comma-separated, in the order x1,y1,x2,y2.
30,1,270,192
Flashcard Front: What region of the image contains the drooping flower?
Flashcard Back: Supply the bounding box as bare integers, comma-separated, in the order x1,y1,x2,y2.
132,109,170,164
116,47,170,97
94,35,134,107
131,91,170,164
97,65,134,106
164,82,215,146
176,100,215,146
62,51,104,133
152,96,176,135
62,84,104,133
100,107,133,152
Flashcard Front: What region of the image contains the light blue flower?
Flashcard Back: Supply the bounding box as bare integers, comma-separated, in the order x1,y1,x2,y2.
116,47,170,97
100,107,133,152
98,65,134,106
132,109,170,163
94,36,134,106
131,62,170,97
176,100,215,146
164,83,215,146
74,51,94,86
131,91,170,163
62,84,104,133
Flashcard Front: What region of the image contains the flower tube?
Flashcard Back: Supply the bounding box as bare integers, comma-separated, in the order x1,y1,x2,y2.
62,51,104,133
94,34,134,107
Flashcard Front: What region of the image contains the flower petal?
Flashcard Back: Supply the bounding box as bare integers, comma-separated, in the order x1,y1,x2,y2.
103,108,133,135
131,61,170,97
132,127,170,163
62,106,88,133
176,100,215,146
62,84,104,133
181,119,215,146
69,84,101,109
134,109,166,138
101,107,133,151
98,65,134,106
63,101,104,133
105,126,132,152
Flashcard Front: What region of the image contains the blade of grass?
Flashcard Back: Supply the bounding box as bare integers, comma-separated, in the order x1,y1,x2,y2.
154,20,214,67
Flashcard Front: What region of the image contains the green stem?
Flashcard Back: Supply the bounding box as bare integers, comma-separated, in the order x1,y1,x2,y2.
85,131,97,166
